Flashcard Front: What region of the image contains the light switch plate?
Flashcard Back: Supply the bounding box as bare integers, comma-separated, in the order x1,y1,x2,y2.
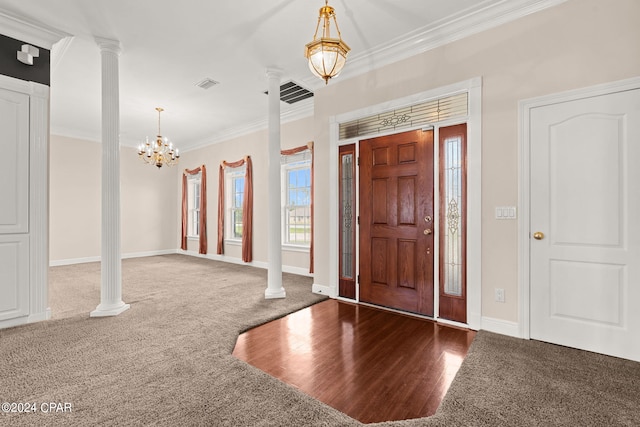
495,206,516,220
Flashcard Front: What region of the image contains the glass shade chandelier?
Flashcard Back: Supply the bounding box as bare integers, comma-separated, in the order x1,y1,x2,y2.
304,0,350,84
137,107,180,168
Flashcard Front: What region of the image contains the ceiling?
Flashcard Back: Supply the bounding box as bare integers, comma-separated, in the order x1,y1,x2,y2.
0,0,560,151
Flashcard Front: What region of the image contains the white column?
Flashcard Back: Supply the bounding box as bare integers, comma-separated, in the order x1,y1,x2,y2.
265,68,285,299
91,37,130,317
29,84,51,322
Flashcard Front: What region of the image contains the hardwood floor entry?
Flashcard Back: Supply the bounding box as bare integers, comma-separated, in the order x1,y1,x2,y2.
232,299,476,423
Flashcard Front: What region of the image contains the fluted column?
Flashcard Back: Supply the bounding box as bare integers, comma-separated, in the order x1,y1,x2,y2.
265,68,285,299
91,37,130,317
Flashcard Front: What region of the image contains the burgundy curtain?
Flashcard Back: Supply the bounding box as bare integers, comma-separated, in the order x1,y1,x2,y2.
217,156,253,262
181,165,207,254
181,173,188,250
242,157,253,263
217,163,225,255
281,142,314,274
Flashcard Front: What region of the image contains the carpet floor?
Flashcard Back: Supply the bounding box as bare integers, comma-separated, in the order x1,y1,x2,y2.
1,254,638,426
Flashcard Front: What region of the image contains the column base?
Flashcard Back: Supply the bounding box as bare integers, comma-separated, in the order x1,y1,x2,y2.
265,287,286,299
90,301,130,317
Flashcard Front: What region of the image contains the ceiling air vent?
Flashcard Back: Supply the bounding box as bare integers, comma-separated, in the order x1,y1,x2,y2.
264,81,314,104
195,78,219,89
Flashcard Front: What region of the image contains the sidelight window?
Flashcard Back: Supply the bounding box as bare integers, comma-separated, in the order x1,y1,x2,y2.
338,144,356,299
439,125,467,300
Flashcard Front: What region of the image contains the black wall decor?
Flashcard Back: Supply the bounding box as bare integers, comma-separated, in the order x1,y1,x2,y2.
0,33,50,86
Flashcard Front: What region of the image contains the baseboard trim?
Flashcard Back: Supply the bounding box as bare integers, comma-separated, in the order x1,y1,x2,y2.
0,315,29,330
481,316,521,338
28,308,51,323
437,317,474,331
50,249,313,278
49,249,178,267
178,250,314,278
312,283,331,297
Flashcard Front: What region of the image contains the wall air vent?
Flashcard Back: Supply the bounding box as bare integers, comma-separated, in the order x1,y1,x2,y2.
195,78,219,89
264,81,314,104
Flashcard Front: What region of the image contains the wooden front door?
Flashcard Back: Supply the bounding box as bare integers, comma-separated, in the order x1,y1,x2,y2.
359,129,434,316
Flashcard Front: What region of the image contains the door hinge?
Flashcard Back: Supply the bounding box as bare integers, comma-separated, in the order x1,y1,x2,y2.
357,156,360,166
357,216,360,225
357,274,360,284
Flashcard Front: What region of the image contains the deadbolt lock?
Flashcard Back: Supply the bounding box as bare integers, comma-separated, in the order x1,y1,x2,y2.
425,216,432,223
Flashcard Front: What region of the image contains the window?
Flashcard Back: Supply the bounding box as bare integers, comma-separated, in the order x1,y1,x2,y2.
187,174,201,238
226,167,245,240
281,151,312,246
338,144,356,299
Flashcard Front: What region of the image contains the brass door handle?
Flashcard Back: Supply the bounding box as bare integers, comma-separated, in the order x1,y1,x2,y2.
533,231,544,240
424,229,432,235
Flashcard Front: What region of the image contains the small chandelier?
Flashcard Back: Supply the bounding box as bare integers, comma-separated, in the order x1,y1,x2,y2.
304,0,350,84
137,107,180,169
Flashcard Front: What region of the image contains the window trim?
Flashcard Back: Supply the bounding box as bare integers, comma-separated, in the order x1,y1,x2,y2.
225,167,245,242
186,173,201,239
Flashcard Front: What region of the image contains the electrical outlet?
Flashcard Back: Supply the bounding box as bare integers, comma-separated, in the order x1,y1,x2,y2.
495,288,505,303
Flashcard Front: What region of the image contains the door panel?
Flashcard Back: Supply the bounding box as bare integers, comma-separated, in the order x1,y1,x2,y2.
0,88,29,234
0,232,29,321
359,130,434,316
0,87,30,323
530,88,640,362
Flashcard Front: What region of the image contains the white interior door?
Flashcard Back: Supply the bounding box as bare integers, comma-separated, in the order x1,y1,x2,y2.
0,87,30,322
530,87,640,362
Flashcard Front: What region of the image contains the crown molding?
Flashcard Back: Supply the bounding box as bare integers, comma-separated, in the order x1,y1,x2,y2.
50,36,74,72
0,8,71,48
50,126,101,144
51,0,567,152
181,100,314,153
52,100,315,151
298,0,569,89
183,1,568,151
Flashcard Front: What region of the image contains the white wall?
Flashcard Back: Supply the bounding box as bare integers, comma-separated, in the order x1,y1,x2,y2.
311,0,640,322
49,135,179,263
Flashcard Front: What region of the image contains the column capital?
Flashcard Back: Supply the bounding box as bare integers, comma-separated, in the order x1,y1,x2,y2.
94,36,122,55
266,67,283,79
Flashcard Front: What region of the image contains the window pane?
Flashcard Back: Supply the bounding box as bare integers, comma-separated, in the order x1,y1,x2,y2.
194,182,200,208
225,171,245,240
193,210,199,236
233,209,243,238
340,153,354,279
187,176,201,237
281,159,312,245
443,136,463,297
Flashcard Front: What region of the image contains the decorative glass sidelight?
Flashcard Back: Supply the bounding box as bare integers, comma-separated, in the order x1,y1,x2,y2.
338,144,357,299
340,153,354,279
442,136,463,296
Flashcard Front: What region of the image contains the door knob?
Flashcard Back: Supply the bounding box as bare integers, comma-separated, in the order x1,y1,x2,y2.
533,231,544,240
424,229,432,235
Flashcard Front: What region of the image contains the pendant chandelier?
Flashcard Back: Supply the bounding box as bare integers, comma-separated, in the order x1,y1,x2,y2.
137,107,180,168
304,0,350,84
